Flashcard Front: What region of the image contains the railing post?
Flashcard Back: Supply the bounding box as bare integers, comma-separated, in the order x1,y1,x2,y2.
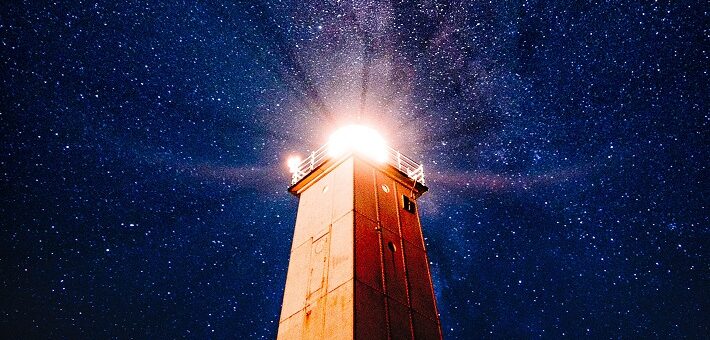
420,165,425,184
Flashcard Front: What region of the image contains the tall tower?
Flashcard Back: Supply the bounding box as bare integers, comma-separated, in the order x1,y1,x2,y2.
278,125,442,339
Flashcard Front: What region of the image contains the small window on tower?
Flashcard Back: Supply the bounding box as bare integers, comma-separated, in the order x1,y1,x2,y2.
402,195,416,213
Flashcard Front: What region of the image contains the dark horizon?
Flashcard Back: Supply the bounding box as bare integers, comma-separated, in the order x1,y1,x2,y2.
1,1,707,338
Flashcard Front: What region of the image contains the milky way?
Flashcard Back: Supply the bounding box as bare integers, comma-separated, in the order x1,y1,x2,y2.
1,1,707,338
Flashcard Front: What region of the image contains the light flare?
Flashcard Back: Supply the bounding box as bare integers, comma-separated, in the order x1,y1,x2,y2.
327,124,388,163
287,155,302,173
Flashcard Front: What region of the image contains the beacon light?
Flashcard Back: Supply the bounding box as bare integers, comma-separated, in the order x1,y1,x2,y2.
287,155,302,173
327,124,388,163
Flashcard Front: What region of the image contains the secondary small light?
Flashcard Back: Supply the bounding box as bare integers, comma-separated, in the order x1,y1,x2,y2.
327,124,388,163
287,155,302,173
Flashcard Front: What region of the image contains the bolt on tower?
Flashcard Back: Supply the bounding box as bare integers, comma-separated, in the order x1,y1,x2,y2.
278,125,442,339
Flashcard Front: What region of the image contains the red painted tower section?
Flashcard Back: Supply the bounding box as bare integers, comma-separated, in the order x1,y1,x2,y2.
278,150,442,339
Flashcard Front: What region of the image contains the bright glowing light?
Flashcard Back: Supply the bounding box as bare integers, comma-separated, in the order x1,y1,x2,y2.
287,155,302,173
327,124,388,163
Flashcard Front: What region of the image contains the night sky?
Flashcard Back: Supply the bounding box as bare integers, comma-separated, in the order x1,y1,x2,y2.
1,1,707,338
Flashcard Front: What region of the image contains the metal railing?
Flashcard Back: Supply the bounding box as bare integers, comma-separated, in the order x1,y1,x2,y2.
289,143,425,186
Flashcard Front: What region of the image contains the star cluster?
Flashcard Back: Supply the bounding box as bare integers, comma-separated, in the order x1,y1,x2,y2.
1,1,707,338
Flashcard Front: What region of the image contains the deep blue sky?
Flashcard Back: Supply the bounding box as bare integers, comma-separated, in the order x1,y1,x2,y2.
1,1,707,338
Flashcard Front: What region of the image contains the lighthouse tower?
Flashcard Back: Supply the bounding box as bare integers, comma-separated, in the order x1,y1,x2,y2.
278,125,442,339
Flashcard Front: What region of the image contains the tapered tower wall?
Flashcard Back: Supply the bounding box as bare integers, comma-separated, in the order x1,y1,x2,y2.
277,155,441,339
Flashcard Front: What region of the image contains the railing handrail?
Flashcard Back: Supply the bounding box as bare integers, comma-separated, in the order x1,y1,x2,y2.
290,143,425,186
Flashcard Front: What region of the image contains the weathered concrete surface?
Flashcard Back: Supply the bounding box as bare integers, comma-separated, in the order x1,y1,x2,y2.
278,155,442,339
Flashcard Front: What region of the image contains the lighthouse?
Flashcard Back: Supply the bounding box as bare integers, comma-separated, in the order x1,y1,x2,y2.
278,125,442,339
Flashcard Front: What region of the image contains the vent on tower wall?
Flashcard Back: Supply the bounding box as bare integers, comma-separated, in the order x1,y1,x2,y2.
402,195,416,213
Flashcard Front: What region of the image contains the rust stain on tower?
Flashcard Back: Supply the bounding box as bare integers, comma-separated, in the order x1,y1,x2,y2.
279,125,442,339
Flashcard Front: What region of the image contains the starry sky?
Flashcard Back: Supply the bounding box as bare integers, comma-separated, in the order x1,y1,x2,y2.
1,0,707,338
